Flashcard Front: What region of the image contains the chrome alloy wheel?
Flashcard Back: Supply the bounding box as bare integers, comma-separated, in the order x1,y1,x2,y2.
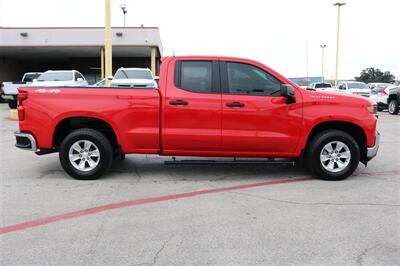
320,141,351,173
68,140,100,172
389,101,396,113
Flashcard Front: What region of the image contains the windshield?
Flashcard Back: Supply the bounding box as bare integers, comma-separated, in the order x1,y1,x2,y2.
315,83,332,88
24,73,42,82
347,82,368,89
37,72,73,82
114,69,153,80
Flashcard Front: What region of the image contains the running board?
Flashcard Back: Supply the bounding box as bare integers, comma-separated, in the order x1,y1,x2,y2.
164,158,295,166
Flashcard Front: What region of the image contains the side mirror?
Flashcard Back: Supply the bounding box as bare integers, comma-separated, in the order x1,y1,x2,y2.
33,79,37,82
107,75,113,80
339,85,345,90
281,84,296,104
77,78,83,82
154,76,160,80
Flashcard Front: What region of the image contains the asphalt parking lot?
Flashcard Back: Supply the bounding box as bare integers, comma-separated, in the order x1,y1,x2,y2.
0,103,399,265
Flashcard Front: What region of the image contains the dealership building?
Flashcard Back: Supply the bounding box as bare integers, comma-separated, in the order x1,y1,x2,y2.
0,27,163,84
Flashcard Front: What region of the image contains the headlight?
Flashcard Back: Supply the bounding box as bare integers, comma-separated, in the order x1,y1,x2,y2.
367,104,377,115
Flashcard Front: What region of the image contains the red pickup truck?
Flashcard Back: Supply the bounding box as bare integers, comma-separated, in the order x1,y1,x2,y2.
15,56,380,181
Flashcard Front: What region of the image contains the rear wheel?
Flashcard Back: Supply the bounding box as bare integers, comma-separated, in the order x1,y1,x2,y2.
388,99,399,115
59,128,113,180
307,130,360,181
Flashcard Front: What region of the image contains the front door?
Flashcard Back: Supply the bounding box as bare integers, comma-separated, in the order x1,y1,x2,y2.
220,61,302,156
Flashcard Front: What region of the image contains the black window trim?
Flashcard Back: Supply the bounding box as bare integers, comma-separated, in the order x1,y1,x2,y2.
174,60,221,94
219,60,283,97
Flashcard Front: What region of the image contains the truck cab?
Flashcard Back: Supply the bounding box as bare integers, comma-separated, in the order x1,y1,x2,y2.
2,72,42,108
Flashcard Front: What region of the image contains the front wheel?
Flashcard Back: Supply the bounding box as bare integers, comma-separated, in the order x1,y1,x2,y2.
388,99,399,115
59,129,113,180
307,130,360,181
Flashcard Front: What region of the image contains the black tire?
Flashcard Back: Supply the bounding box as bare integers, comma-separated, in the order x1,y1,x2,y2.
307,130,360,181
59,128,113,180
388,99,399,115
8,99,17,109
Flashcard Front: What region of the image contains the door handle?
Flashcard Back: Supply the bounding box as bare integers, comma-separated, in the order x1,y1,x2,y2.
226,102,245,108
117,95,133,99
169,100,188,106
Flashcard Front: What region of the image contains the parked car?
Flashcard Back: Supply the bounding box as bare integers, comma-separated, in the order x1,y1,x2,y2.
0,82,5,103
368,83,392,90
387,86,400,115
309,82,335,91
30,70,88,87
110,68,157,88
2,72,42,108
92,79,105,87
370,85,396,111
337,81,370,97
15,56,379,181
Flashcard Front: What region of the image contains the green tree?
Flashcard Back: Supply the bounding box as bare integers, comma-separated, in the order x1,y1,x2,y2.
355,67,395,83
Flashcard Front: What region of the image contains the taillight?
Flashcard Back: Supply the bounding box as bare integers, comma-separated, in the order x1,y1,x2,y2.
382,88,388,95
17,91,28,121
17,91,28,106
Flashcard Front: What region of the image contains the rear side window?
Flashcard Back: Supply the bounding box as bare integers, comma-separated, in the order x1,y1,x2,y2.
226,62,281,96
176,61,213,93
315,83,332,88
75,72,84,81
23,73,41,82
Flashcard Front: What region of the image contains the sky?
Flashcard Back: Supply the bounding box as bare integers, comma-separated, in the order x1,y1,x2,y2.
0,0,399,79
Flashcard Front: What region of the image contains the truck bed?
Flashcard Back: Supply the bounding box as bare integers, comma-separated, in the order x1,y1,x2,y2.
18,87,161,153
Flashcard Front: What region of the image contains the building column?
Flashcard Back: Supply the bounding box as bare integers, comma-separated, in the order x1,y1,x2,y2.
151,47,156,76
104,0,112,85
100,47,105,80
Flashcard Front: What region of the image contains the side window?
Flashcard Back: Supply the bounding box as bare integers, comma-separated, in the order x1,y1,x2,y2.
177,61,213,93
76,72,84,80
226,62,281,96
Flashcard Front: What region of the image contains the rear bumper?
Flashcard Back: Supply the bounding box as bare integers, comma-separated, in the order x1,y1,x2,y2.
14,131,38,151
2,94,15,100
370,95,388,106
366,131,380,161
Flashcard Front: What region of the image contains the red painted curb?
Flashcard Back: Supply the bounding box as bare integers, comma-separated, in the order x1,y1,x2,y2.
0,177,312,235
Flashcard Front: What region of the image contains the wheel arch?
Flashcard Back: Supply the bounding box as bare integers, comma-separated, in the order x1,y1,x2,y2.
304,121,368,164
52,116,120,150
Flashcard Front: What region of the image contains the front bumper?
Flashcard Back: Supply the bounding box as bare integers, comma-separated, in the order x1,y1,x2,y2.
367,131,380,160
15,132,38,151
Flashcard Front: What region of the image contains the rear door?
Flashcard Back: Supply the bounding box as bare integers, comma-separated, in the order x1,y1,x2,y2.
220,60,302,155
162,59,222,153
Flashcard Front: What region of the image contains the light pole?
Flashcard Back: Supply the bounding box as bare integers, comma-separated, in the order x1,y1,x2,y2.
334,2,345,86
320,44,327,82
120,3,127,27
